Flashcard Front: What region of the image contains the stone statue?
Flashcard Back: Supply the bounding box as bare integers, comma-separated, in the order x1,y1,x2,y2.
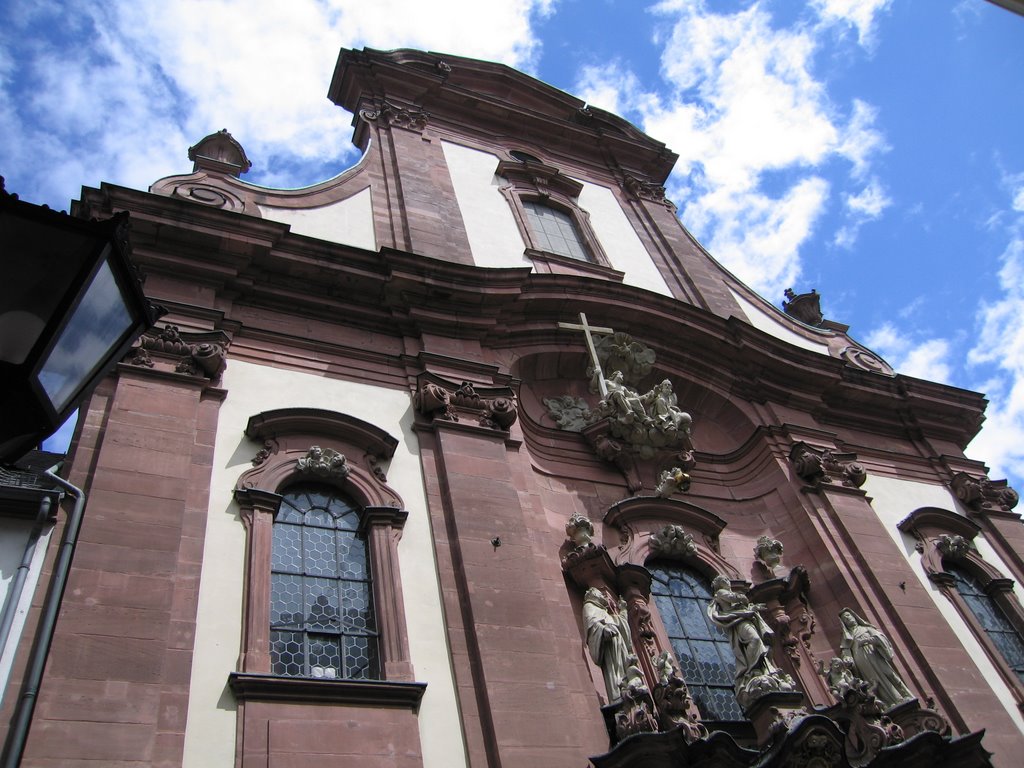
583,587,634,703
839,608,913,709
708,575,794,707
642,379,692,435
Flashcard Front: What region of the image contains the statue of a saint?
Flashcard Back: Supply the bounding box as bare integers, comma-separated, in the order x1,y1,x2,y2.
707,576,784,688
583,587,634,703
839,608,913,709
603,370,648,424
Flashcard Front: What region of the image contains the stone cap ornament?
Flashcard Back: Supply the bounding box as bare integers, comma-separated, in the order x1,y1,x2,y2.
950,471,1019,513
790,443,867,489
296,446,350,480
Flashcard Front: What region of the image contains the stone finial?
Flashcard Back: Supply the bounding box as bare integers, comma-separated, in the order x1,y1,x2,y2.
782,288,824,327
649,524,697,559
188,129,251,177
754,535,784,575
950,472,1019,513
296,446,350,479
565,512,595,548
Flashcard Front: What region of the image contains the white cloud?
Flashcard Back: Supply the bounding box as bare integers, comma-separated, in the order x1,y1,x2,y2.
578,1,889,297
864,322,953,383
966,198,1024,482
834,176,891,248
0,0,553,208
811,0,893,48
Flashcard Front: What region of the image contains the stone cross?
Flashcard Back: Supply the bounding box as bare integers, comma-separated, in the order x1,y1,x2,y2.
558,312,614,397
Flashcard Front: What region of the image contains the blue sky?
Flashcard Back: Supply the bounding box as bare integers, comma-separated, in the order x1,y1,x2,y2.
2,1,1022,489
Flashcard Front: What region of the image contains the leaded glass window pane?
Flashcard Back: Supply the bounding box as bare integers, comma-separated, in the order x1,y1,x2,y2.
269,484,379,680
522,200,591,261
650,564,745,721
950,567,1024,684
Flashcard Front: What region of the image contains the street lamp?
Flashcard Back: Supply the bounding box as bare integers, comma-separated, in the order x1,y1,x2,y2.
0,177,160,463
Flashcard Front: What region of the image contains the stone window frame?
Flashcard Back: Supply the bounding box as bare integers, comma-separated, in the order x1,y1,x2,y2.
900,506,1024,711
228,408,423,708
604,497,753,732
495,157,612,269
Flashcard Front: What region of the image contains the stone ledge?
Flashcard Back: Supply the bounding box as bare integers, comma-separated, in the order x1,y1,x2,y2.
228,672,427,711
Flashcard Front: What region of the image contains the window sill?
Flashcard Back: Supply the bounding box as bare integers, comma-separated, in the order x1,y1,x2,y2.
228,672,427,710
525,248,625,282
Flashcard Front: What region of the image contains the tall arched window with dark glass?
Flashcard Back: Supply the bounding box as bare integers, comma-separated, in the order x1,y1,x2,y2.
270,484,379,680
650,565,745,721
948,565,1024,684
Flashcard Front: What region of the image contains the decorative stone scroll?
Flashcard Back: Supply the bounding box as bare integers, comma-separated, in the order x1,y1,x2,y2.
414,379,518,431
818,656,904,768
950,471,1019,513
124,324,230,381
789,443,867,490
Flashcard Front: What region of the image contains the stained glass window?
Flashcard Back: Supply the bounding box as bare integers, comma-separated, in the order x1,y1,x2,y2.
522,200,591,261
949,566,1024,684
650,564,745,721
270,484,379,680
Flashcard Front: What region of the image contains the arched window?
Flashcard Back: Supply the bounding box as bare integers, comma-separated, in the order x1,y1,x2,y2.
948,565,1024,684
270,484,378,679
521,200,591,262
649,564,745,721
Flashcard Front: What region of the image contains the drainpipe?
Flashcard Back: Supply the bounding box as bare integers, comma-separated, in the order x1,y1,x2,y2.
0,494,56,675
1,469,85,768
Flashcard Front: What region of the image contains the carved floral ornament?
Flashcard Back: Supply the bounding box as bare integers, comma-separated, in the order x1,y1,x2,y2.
648,524,697,559
414,379,518,431
296,446,350,480
358,99,429,131
789,442,867,490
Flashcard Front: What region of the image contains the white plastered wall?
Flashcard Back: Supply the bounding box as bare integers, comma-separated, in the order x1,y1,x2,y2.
257,186,376,250
441,140,530,268
181,360,467,768
441,140,673,295
0,518,52,704
577,182,671,296
862,474,1024,735
728,288,832,355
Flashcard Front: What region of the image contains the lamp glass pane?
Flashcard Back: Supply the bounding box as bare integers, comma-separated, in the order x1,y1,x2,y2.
37,254,133,412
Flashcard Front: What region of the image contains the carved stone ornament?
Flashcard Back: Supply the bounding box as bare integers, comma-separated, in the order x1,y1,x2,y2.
654,467,690,498
651,652,708,742
590,333,656,391
543,395,596,432
188,128,252,176
251,439,277,467
782,288,825,328
359,99,428,131
296,446,350,480
754,535,784,575
613,655,659,739
622,174,673,208
950,471,1019,513
125,324,230,381
595,373,693,461
649,524,697,559
935,533,971,561
818,656,905,768
790,443,867,489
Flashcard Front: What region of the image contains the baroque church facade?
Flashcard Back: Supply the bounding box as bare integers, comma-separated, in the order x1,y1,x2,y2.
3,47,1024,767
